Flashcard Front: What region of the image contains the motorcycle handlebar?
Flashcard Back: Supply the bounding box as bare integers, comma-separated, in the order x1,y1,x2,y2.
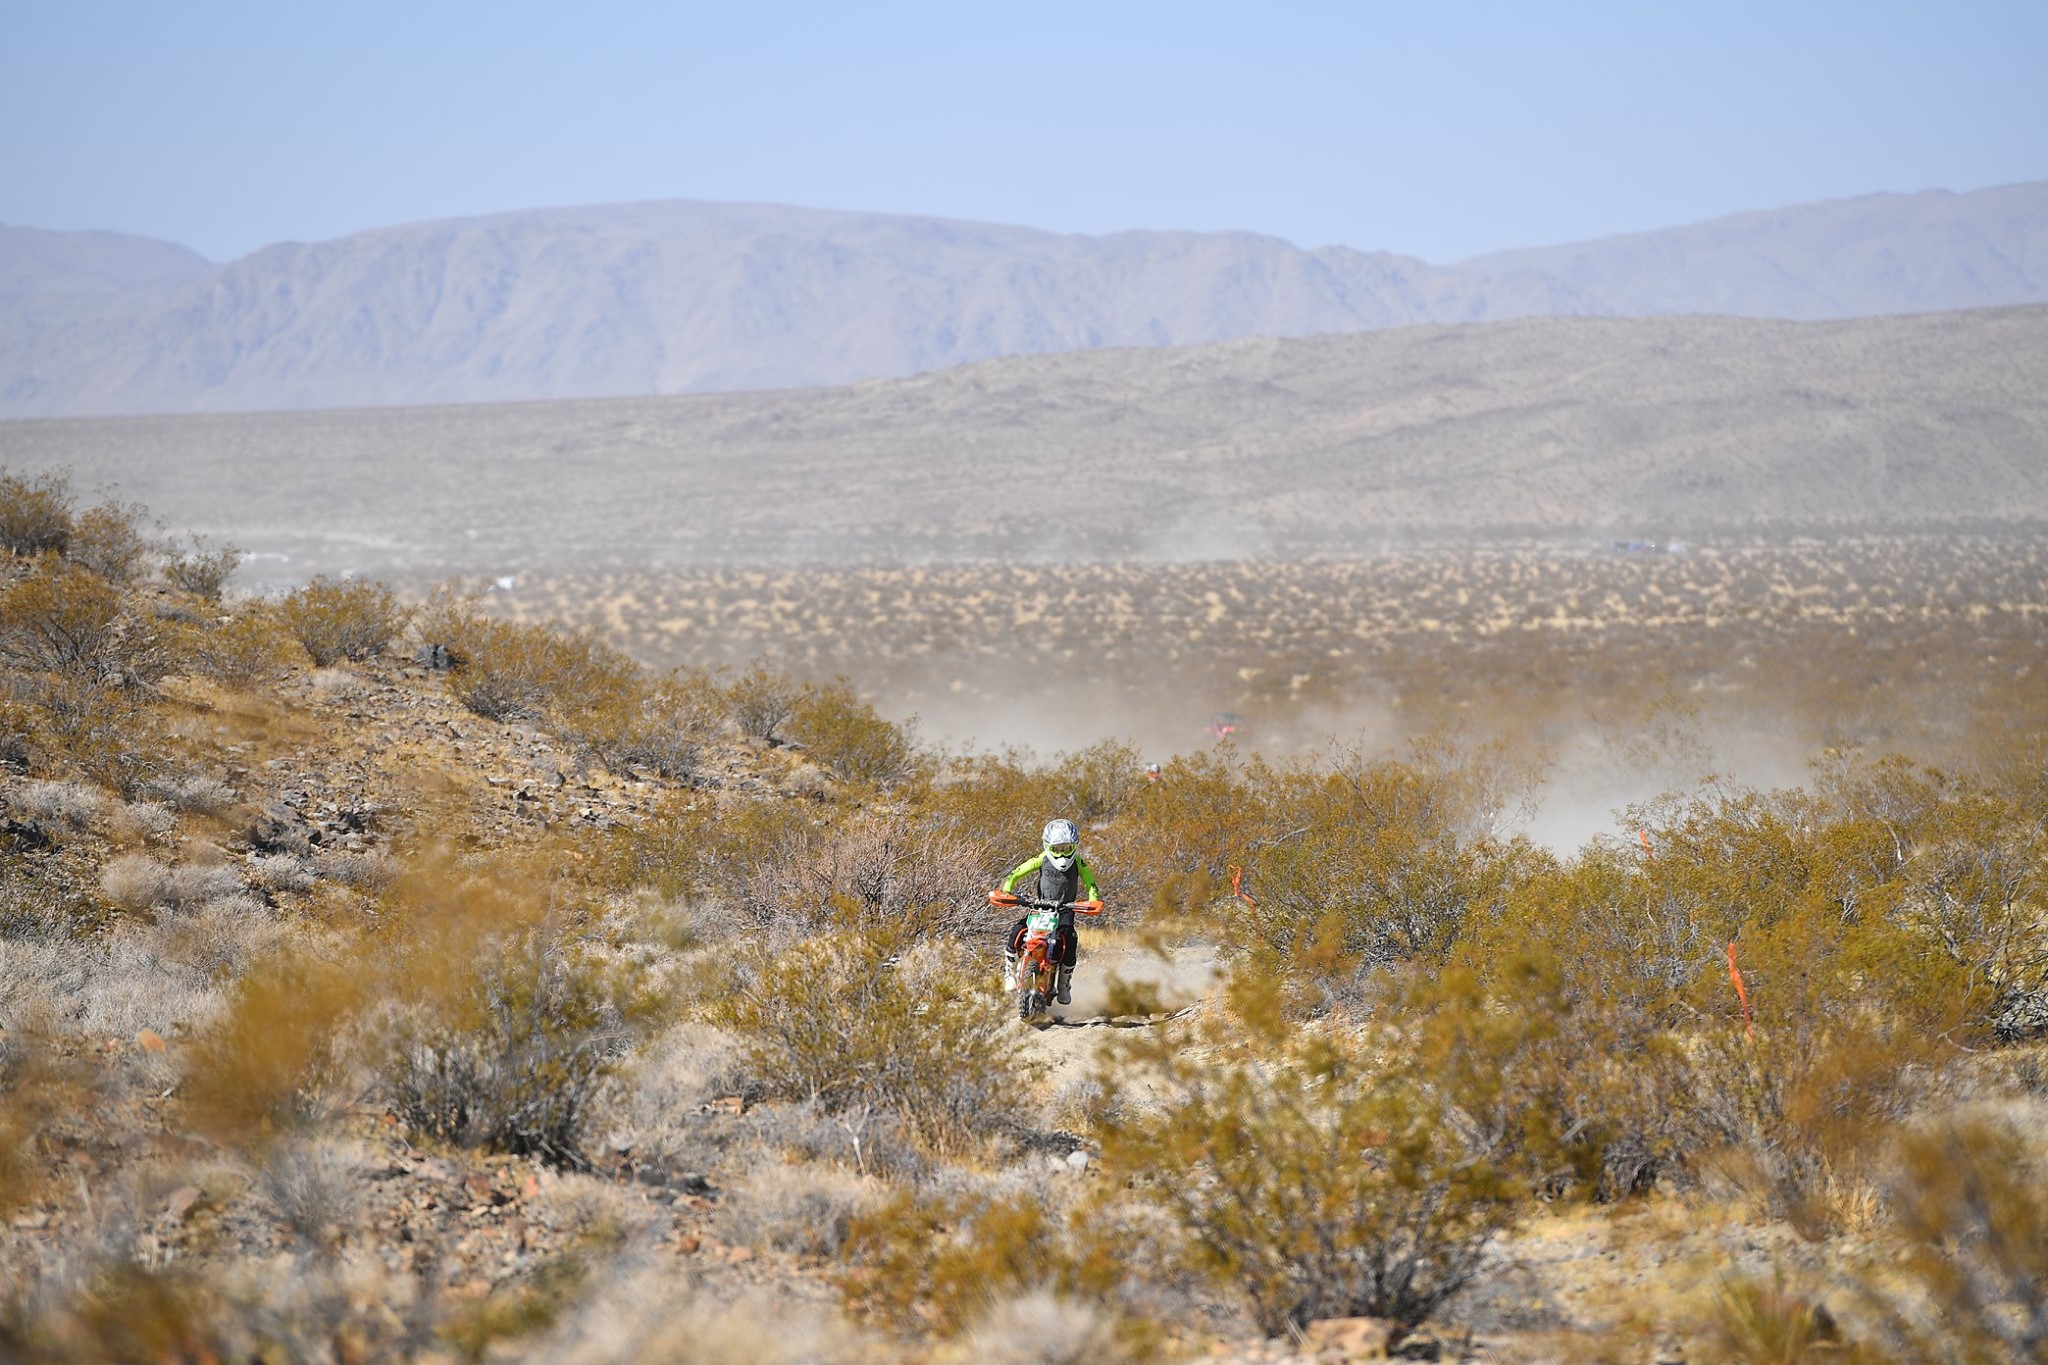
988,890,1103,915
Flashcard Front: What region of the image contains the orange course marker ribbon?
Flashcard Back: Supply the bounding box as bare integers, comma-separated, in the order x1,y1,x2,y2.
1228,864,1256,908
1726,941,1754,1040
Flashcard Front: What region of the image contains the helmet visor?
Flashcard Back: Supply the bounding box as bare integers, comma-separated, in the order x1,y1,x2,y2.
1048,841,1078,858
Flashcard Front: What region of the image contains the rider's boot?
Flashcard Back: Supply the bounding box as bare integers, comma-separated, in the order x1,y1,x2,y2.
1003,951,1018,990
1054,965,1073,1006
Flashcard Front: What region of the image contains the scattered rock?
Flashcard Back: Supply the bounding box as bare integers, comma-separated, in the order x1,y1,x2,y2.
163,1185,205,1222
1995,988,2048,1043
1303,1317,1395,1361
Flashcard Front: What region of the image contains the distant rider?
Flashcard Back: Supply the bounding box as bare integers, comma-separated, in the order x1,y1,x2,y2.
1000,818,1101,1005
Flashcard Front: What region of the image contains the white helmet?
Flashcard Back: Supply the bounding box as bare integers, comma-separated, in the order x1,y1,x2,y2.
1042,818,1079,872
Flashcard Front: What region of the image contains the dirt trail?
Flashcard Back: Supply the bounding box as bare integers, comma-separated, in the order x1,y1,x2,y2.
1005,939,1223,1091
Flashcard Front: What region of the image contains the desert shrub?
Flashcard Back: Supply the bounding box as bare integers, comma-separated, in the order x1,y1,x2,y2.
922,739,1148,858
0,697,29,773
590,1022,752,1174
1092,968,1516,1337
1868,1114,2048,1360
100,852,170,912
1405,938,1698,1201
0,558,179,687
717,1161,884,1259
956,1291,1127,1365
246,853,317,896
1441,774,1985,1229
444,616,609,721
725,661,803,744
580,669,722,780
1234,761,1516,983
10,779,105,835
1710,1271,1854,1364
0,1025,92,1215
744,1099,930,1184
610,799,989,943
314,849,394,894
0,1262,231,1363
789,677,924,788
963,1293,1126,1365
1890,810,2047,1033
1684,1008,1950,1239
720,932,1024,1149
9,675,156,788
378,922,655,1166
1113,747,1284,893
67,499,154,584
1,852,90,938
425,602,715,775
739,811,993,942
155,862,249,913
256,1137,365,1248
184,949,366,1140
154,895,283,978
530,1275,872,1365
839,1188,1071,1336
139,771,238,815
275,575,409,665
603,795,724,900
177,607,294,689
105,799,176,846
0,467,73,556
161,533,241,600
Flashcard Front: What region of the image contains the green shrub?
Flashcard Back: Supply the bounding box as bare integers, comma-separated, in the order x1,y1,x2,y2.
176,607,295,690
162,534,242,601
67,499,154,584
0,560,174,785
840,1189,1068,1336
920,738,1147,866
1406,938,1697,1201
725,661,803,744
434,614,624,723
1216,736,1540,990
184,950,366,1141
1872,1116,2048,1360
276,575,410,665
0,467,73,556
720,932,1024,1149
743,812,992,941
0,558,178,687
14,677,156,788
421,592,716,776
1093,968,1516,1337
378,922,655,1166
580,669,722,780
790,678,923,788
606,794,812,905
1113,747,1284,893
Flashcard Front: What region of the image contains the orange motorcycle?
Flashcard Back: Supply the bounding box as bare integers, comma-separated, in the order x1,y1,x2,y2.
989,889,1102,1023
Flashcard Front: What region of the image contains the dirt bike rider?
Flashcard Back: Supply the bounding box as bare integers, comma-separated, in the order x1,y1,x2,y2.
1000,818,1101,1005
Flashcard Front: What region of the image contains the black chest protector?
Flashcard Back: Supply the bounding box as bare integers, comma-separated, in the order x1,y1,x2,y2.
1034,860,1081,906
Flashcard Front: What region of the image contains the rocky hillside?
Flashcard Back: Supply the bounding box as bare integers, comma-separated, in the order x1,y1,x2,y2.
5,477,2047,1361
3,305,2044,578
2,181,2043,417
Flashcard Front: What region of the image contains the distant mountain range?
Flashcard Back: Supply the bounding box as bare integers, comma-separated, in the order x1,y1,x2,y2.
2,182,2044,418
5,306,2042,575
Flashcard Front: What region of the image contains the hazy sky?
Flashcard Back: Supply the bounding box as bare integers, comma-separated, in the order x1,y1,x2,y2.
3,0,2043,264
